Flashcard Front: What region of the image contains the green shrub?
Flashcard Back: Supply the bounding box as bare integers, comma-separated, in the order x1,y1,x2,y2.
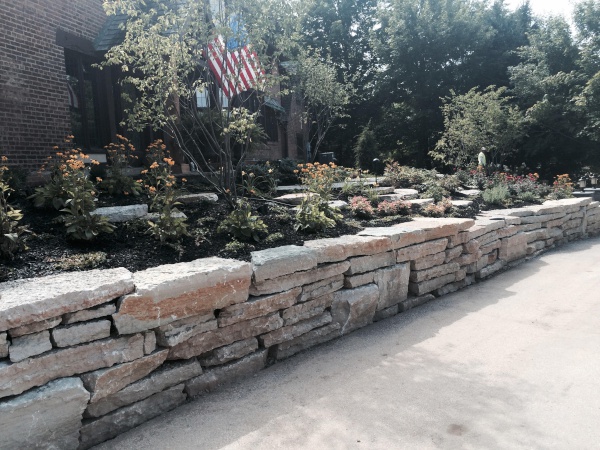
482,185,510,206
294,196,341,232
383,162,437,188
98,135,142,196
0,157,29,258
349,196,374,218
421,183,450,202
218,199,268,241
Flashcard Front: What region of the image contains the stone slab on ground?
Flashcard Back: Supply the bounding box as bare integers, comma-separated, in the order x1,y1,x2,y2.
0,268,134,333
451,199,473,208
331,284,379,335
273,193,318,205
84,359,203,419
457,189,481,197
91,204,148,223
0,334,144,399
82,350,169,403
79,384,187,450
251,246,317,282
328,200,348,210
185,350,268,398
0,377,89,450
113,257,252,335
146,211,187,222
406,198,434,208
52,319,112,348
9,330,52,363
176,193,218,204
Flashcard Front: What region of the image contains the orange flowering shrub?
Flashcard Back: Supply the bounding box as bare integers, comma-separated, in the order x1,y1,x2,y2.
294,161,342,201
549,174,574,200
100,135,142,196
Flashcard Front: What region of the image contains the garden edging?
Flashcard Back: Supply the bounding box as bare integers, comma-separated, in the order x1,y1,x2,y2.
1,197,598,449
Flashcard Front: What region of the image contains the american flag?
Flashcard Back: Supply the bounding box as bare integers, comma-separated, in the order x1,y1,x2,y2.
206,35,264,99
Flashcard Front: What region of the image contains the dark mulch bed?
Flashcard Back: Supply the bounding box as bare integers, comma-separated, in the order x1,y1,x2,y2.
1,188,418,282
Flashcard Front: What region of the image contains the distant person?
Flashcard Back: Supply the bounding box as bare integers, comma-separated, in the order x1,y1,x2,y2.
478,147,487,172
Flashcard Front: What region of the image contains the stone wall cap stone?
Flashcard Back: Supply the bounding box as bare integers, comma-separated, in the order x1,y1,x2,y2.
251,246,317,282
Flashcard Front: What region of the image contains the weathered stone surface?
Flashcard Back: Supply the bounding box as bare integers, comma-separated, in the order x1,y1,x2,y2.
331,284,379,335
361,218,474,249
79,384,186,450
374,264,410,311
451,199,473,208
261,312,332,347
435,279,467,296
0,333,7,358
249,261,350,296
91,204,149,223
62,303,116,325
447,231,469,248
82,350,168,403
444,246,463,263
9,316,62,338
274,323,341,359
393,188,419,198
520,211,566,224
477,260,506,279
344,272,374,289
410,262,460,283
185,350,268,397
168,314,283,360
84,359,203,418
282,294,334,326
483,207,533,217
201,338,259,367
218,288,300,327
177,192,218,204
521,222,543,231
407,198,434,207
524,229,549,243
0,267,133,333
113,257,252,334
328,200,348,210
409,273,457,296
373,305,399,322
273,192,317,205
480,240,502,254
457,188,481,197
399,294,436,312
303,235,392,264
143,331,156,355
467,219,506,240
465,254,491,274
454,251,482,267
0,334,144,399
52,320,111,348
396,238,449,262
498,233,528,262
0,377,89,450
411,251,445,271
477,230,500,246
9,330,52,362
146,210,187,222
346,251,396,275
251,245,318,282
155,313,217,347
300,275,344,302
379,193,414,202
497,225,522,238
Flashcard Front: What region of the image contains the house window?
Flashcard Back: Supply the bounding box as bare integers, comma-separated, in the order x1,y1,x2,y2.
262,106,279,142
64,49,107,149
196,88,210,108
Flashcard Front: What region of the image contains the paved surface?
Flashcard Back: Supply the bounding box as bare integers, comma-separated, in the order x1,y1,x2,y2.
95,237,600,449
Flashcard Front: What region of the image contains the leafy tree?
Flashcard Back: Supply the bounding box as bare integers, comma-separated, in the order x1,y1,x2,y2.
353,120,379,170
432,86,525,168
102,0,298,203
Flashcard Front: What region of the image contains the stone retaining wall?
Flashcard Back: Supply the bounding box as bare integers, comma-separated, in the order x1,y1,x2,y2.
1,197,598,449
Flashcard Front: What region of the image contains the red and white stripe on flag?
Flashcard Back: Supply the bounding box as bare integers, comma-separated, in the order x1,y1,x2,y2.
206,36,264,99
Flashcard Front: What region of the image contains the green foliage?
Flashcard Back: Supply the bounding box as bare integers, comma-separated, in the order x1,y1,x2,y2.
99,135,142,196
294,196,341,232
432,86,525,168
383,162,437,188
147,211,189,243
421,183,450,203
377,200,411,216
218,199,268,242
296,162,342,201
265,232,285,243
422,198,453,217
548,174,575,199
482,185,510,207
0,157,29,258
54,252,107,271
240,162,277,197
353,120,379,170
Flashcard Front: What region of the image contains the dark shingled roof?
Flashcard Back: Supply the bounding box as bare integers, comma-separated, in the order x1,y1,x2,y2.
94,14,128,52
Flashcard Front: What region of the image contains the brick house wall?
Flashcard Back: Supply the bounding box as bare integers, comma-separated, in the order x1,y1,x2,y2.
0,0,106,172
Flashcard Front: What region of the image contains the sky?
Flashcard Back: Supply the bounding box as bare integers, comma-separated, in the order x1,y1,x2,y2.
505,0,575,19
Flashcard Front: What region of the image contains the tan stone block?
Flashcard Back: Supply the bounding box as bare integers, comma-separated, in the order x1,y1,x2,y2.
113,258,251,335
218,287,300,327
409,262,460,283
498,233,528,262
346,251,396,275
444,246,463,263
396,238,448,262
62,302,117,325
168,314,283,360
0,268,133,333
200,338,259,367
9,330,52,362
82,350,168,403
497,225,522,238
300,275,344,302
52,319,112,348
0,333,8,358
331,284,379,334
251,245,317,282
260,312,332,347
447,231,469,248
282,293,334,326
467,219,506,240
0,334,144,399
463,239,480,254
344,272,374,289
408,273,457,296
8,317,62,338
411,252,445,271
303,235,392,263
155,314,218,347
374,264,410,310
480,240,501,254
274,323,341,359
520,212,566,224
143,331,156,355
249,261,350,296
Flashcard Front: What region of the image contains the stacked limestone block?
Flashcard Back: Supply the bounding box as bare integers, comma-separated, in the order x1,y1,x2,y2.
0,269,136,449
587,201,600,235
358,218,475,300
